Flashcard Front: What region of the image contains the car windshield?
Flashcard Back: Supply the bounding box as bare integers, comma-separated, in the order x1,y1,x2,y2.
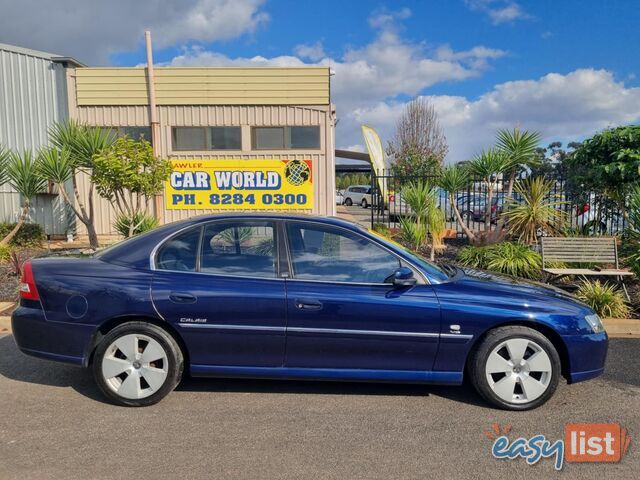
367,229,449,282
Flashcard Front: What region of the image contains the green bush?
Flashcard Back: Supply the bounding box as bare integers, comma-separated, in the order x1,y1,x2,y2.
576,280,630,318
114,212,158,238
0,222,45,247
372,223,391,238
0,244,11,262
457,242,541,279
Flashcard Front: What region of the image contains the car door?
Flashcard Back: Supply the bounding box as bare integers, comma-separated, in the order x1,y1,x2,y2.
151,220,286,367
282,221,441,371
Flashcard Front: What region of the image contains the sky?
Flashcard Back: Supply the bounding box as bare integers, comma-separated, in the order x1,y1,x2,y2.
2,0,640,163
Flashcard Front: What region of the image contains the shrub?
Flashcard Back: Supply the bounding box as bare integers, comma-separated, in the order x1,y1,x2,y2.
372,223,391,238
0,222,45,247
0,244,10,262
399,217,428,251
114,212,158,238
457,241,541,279
456,245,491,269
576,280,630,318
486,242,542,279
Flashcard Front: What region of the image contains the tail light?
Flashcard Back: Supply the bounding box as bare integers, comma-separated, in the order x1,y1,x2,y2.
20,261,40,301
577,204,590,215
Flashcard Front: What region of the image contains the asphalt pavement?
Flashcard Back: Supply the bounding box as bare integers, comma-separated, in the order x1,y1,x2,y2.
0,335,638,480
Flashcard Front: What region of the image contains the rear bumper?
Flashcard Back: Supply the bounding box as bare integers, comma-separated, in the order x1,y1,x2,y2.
11,306,95,367
563,331,608,384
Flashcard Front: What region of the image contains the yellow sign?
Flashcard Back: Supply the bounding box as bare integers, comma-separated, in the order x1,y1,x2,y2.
165,159,314,210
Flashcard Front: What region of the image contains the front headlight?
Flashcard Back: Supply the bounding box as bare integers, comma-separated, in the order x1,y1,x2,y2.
585,314,604,333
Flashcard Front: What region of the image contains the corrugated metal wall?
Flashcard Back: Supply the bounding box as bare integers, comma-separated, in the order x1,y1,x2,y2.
72,101,336,235
74,67,330,106
0,46,70,235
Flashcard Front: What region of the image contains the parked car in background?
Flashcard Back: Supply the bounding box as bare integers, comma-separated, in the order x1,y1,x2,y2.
342,185,372,207
12,214,608,410
336,190,344,205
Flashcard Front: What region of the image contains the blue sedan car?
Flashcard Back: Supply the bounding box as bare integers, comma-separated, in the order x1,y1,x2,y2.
12,214,607,409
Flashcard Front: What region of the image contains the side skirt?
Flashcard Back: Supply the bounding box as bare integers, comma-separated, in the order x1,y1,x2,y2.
189,365,463,385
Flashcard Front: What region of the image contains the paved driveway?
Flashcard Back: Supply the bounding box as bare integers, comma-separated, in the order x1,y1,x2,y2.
0,335,638,479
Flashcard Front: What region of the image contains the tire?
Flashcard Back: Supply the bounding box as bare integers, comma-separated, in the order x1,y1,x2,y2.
469,326,561,410
92,321,184,407
344,198,353,206
361,198,368,208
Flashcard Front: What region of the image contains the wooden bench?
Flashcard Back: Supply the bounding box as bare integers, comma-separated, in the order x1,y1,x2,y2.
540,237,633,299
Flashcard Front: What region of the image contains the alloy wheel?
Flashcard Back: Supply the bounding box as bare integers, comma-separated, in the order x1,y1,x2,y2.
101,334,169,400
485,338,552,404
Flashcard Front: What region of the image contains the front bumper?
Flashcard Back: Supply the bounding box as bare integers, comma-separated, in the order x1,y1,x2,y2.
11,306,95,367
563,331,608,384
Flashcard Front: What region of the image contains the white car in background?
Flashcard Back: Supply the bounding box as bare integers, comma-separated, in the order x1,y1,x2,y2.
342,185,372,208
336,190,344,205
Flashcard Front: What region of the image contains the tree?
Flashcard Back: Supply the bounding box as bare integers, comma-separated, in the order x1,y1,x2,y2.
388,97,448,177
0,150,47,246
490,127,542,241
0,146,10,186
467,149,510,232
567,125,640,204
438,164,478,244
400,180,446,260
92,137,172,237
41,121,115,249
503,177,567,245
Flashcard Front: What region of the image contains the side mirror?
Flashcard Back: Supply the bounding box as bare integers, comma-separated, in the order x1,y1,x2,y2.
390,266,417,288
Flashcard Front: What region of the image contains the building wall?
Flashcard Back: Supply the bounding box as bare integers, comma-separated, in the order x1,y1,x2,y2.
67,68,336,236
74,67,329,106
0,45,71,235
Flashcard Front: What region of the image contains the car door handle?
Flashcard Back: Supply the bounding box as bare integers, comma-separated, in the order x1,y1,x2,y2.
294,298,323,311
169,292,197,304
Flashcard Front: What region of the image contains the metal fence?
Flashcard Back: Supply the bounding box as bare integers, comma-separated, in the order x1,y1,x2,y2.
365,170,629,237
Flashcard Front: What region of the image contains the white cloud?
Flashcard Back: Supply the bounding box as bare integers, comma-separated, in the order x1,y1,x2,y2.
0,0,268,64
465,0,532,25
351,69,640,162
165,8,506,120
294,42,326,62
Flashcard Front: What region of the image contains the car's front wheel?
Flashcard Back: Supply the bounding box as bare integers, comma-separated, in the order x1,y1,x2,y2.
93,322,184,407
361,198,368,208
469,326,560,410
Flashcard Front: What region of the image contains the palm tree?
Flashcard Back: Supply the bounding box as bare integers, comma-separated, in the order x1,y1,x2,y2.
503,177,567,244
400,180,445,260
466,149,510,232
492,128,542,240
0,150,47,246
44,121,115,249
438,164,477,244
0,146,10,185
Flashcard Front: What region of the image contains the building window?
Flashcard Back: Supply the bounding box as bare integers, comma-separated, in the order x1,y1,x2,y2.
289,126,320,149
210,127,241,150
172,127,241,151
172,127,206,151
252,126,320,150
253,127,285,149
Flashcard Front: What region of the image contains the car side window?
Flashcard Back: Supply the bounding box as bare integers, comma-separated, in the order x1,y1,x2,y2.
156,227,201,272
200,222,276,278
286,223,400,283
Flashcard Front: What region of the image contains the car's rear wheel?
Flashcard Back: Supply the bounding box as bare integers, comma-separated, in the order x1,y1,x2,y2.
469,326,560,410
93,322,183,407
344,197,353,206
361,198,368,208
